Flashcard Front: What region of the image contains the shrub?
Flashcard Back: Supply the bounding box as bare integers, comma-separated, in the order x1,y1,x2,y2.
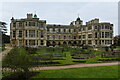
25,47,37,54
2,48,34,72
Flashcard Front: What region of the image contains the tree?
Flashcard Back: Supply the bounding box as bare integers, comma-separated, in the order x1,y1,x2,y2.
114,34,120,46
0,21,7,51
0,21,7,34
2,48,34,73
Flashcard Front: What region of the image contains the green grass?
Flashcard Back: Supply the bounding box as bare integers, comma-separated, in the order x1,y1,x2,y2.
31,65,118,78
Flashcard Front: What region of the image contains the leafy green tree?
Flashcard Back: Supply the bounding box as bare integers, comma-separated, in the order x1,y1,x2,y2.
2,48,34,72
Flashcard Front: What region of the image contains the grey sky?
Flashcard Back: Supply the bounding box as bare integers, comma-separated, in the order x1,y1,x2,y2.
0,2,118,36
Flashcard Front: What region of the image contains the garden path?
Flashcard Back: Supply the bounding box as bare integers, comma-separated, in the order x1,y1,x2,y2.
30,62,118,71
0,46,12,61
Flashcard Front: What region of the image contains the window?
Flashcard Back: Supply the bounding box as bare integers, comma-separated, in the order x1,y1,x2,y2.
74,29,76,32
95,26,97,29
95,40,97,44
110,33,112,38
74,36,76,39
78,41,81,44
79,28,81,32
99,26,101,29
109,40,112,44
29,22,32,26
41,31,44,38
19,31,22,38
29,40,35,45
47,28,49,32
39,24,43,27
13,31,16,38
83,27,86,31
83,41,86,44
64,36,66,39
41,40,44,45
83,35,85,39
105,26,109,29
53,35,55,40
105,32,109,38
35,22,38,27
32,22,35,26
19,22,22,27
69,29,71,33
88,34,92,38
102,32,104,38
88,40,92,44
26,40,28,45
99,40,101,44
58,28,60,33
69,35,71,39
59,35,61,39
13,23,16,27
64,29,66,33
102,40,104,43
79,35,81,39
105,40,109,44
26,22,28,26
28,22,35,26
110,27,112,30
37,31,38,37
37,22,39,27
29,30,35,37
102,25,104,29
88,26,92,30
26,30,27,37
53,28,55,32
47,35,49,40
95,33,97,38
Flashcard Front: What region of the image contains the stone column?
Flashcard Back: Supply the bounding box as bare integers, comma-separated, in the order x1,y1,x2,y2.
28,40,29,47
35,40,37,46
27,30,29,38
35,30,37,38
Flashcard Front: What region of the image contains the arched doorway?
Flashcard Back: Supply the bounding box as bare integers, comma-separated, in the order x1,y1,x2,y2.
63,41,67,45
68,41,72,46
46,41,51,47
73,41,77,46
58,42,61,46
78,41,81,46
52,41,56,47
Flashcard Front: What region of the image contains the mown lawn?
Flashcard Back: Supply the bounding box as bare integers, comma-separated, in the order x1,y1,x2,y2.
31,65,118,78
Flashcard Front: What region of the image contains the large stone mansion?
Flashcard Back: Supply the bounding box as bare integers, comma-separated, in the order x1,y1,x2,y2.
10,13,114,47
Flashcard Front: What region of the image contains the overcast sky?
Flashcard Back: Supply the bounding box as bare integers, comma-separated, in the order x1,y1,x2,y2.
0,2,118,36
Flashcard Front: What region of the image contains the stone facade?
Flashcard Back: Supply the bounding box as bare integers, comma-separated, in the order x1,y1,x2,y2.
10,13,114,47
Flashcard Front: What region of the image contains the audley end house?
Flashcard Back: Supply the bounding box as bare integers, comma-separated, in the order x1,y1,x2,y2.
10,13,114,47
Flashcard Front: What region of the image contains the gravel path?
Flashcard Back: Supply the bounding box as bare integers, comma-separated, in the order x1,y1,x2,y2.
30,62,118,71
0,46,12,72
2,62,118,72
0,46,12,61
